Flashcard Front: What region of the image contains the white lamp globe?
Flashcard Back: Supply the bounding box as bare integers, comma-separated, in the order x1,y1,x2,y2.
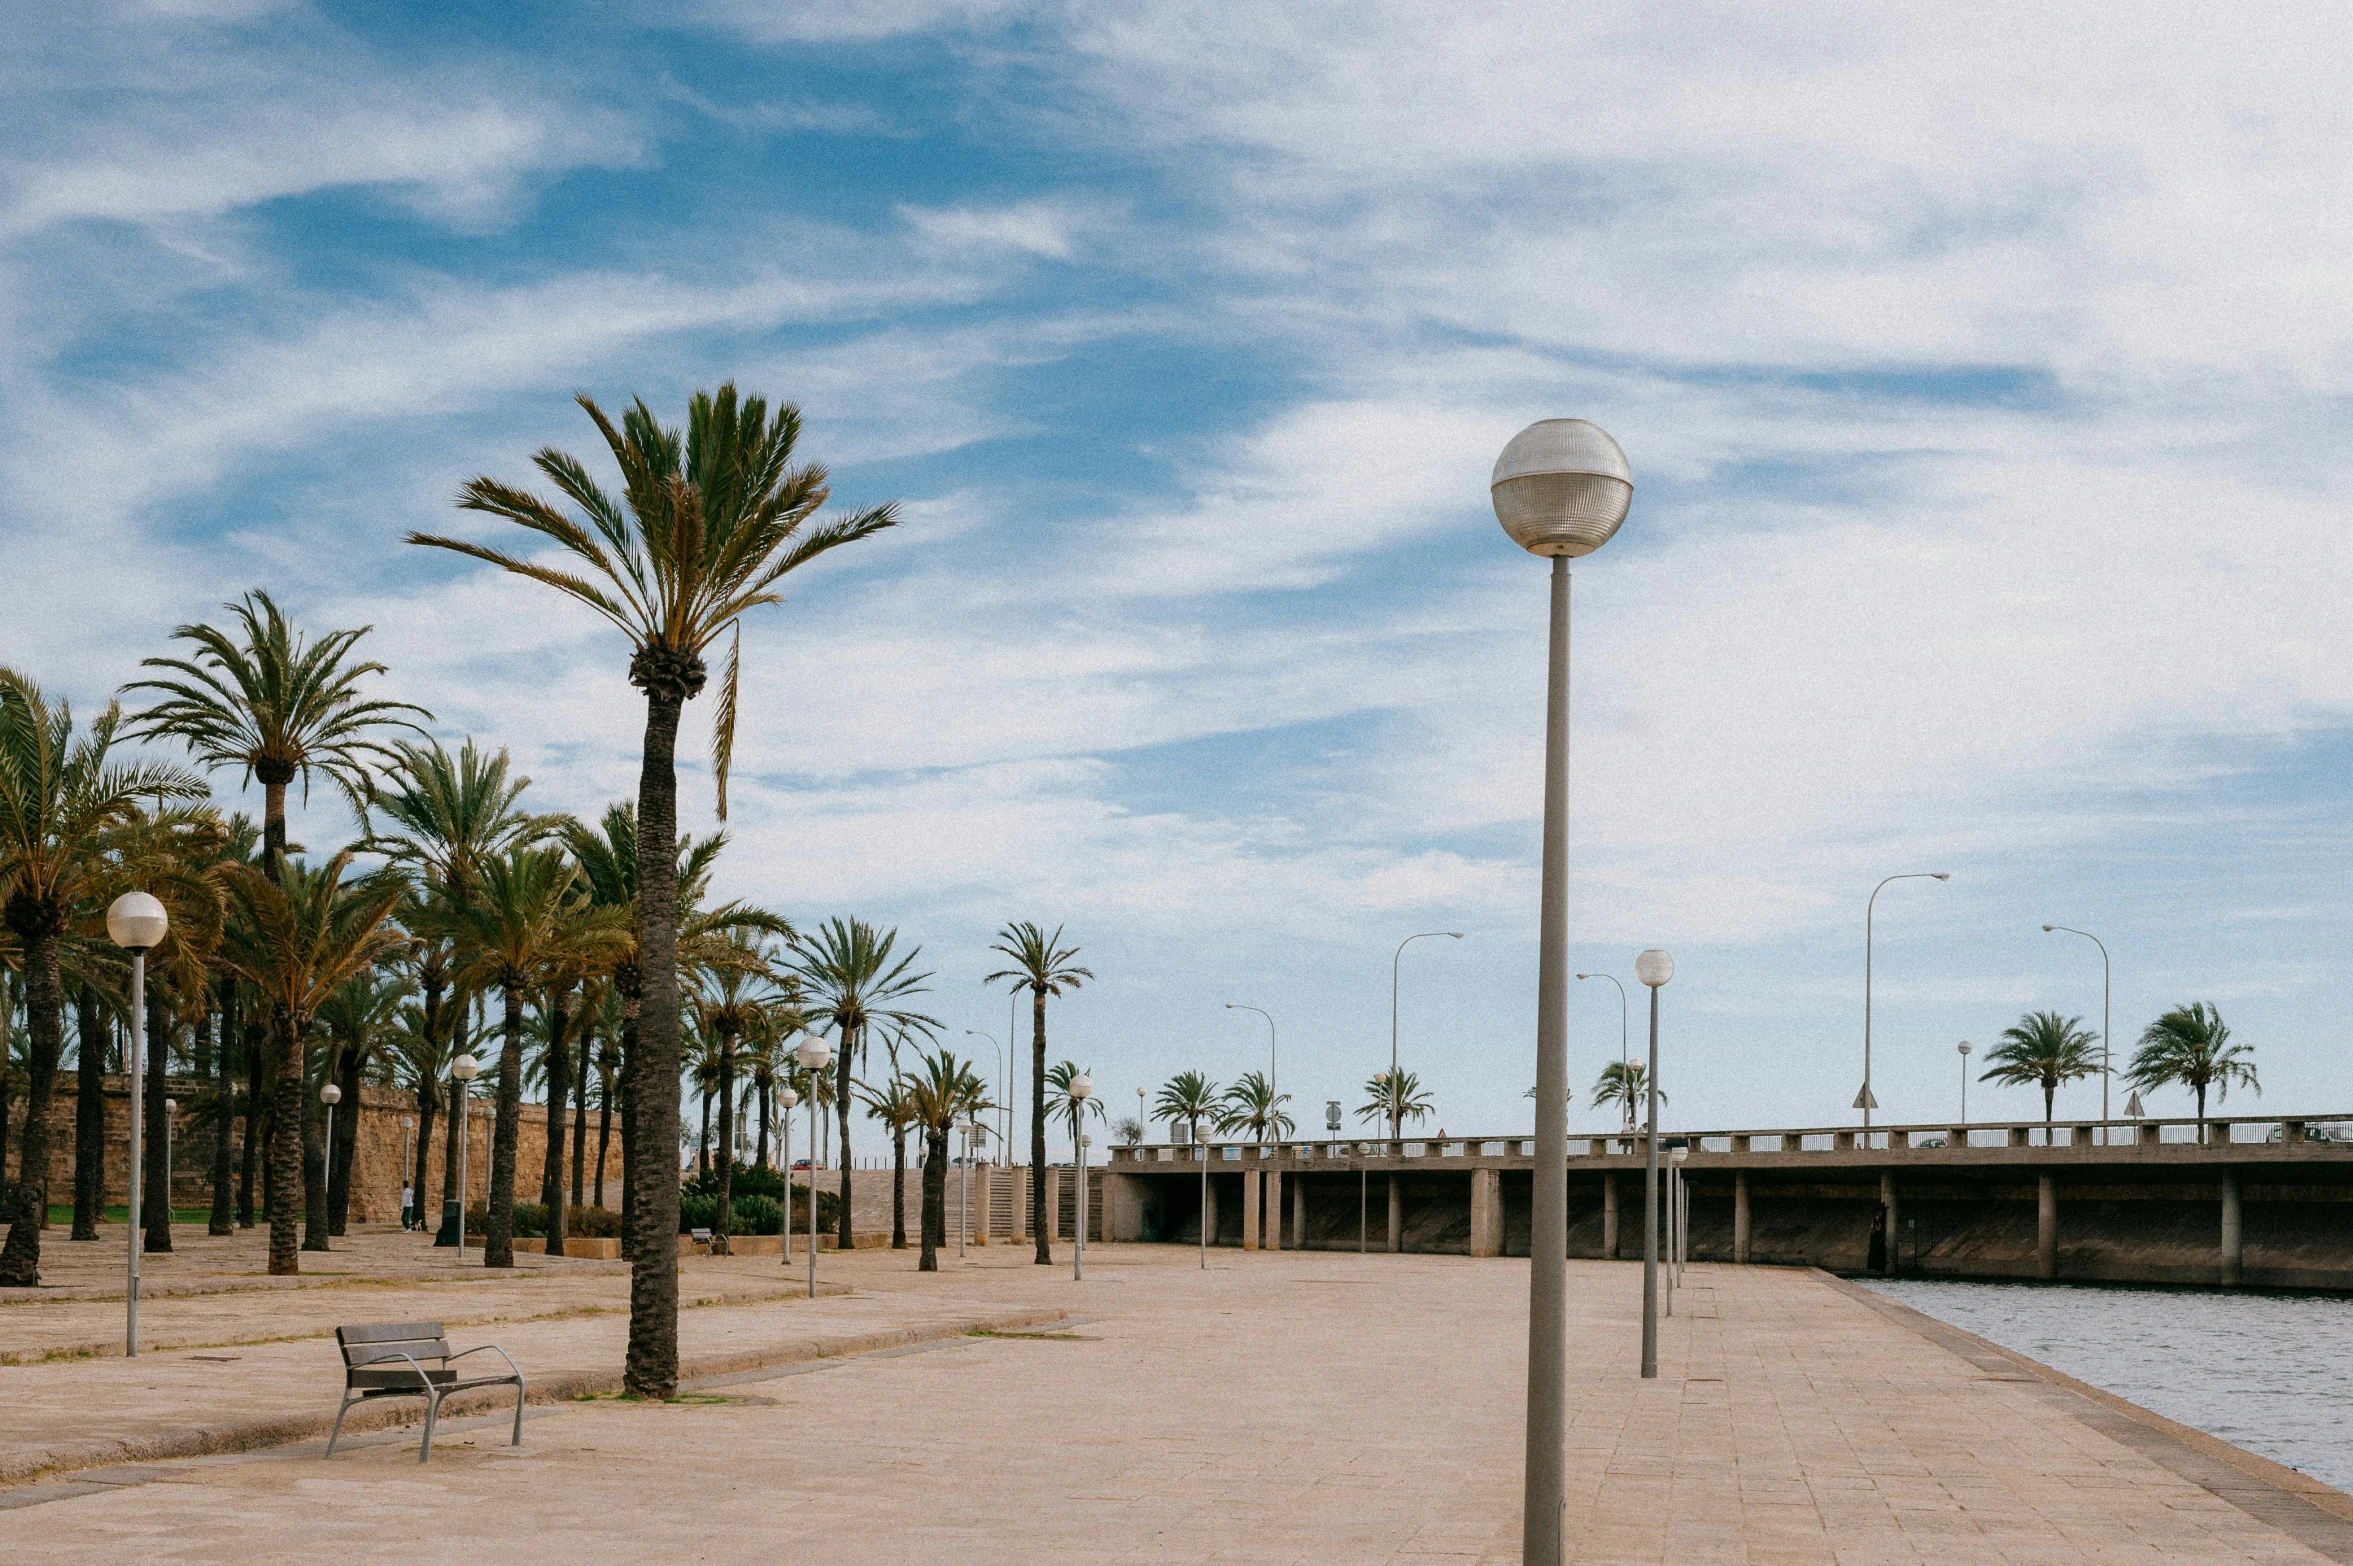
1634,949,1675,988
1068,1073,1094,1101
451,1053,481,1082
165,1098,176,1114
1491,420,1633,558
106,891,169,951
320,1082,342,1105
796,1036,833,1072
779,1087,799,1110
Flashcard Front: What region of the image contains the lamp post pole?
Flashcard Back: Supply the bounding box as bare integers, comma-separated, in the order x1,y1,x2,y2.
164,1098,176,1234
1636,950,1674,1378
1224,1005,1276,1132
401,1116,415,1229
1492,417,1633,1566
1069,1075,1094,1281
1576,972,1630,1130
321,1082,341,1227
1391,933,1465,1138
796,1035,833,1299
107,892,168,1358
779,1086,798,1265
966,1029,1010,1181
451,1054,479,1255
958,1122,971,1261
1861,872,1951,1132
1957,1042,1973,1123
2043,925,2111,1140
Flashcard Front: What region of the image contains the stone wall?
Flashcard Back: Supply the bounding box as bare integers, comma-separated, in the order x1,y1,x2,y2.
6,1078,621,1225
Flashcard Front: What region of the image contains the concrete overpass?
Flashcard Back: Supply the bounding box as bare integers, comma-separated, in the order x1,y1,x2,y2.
1102,1112,2353,1289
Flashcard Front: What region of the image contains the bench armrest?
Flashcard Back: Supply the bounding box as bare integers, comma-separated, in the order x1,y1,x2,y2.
348,1350,437,1391
446,1343,524,1382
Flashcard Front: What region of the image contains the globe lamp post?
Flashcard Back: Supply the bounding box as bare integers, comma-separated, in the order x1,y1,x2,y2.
451,1053,480,1255
106,891,168,1356
1635,947,1674,1380
796,1035,834,1299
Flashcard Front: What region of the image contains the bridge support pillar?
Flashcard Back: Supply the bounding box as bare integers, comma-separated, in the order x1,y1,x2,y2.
1292,1174,1306,1251
1602,1173,1619,1258
1469,1167,1502,1258
1242,1169,1262,1250
2221,1171,2243,1286
1881,1172,1898,1277
1202,1171,1219,1246
1733,1171,1750,1264
1387,1175,1402,1253
2037,1173,2057,1279
1265,1166,1283,1251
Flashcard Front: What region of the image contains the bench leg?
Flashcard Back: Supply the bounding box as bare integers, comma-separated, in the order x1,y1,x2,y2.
511,1380,526,1447
420,1390,440,1464
326,1393,357,1459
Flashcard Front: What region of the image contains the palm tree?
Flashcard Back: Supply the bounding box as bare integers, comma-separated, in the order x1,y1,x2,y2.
1588,1061,1657,1128
413,386,895,1398
904,1049,990,1271
2128,1002,2258,1133
1046,1059,1106,1147
985,923,1093,1265
124,590,429,877
1218,1071,1294,1143
215,851,407,1275
1153,1071,1221,1146
857,1074,919,1249
0,671,209,1286
693,941,789,1250
793,918,939,1254
1981,1010,2101,1124
315,967,414,1240
436,847,627,1267
1356,1068,1433,1132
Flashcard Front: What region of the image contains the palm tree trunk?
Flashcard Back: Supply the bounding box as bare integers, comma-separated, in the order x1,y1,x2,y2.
698,1090,710,1176
1030,988,1050,1265
300,1044,330,1253
835,1025,856,1253
411,1082,437,1233
919,1123,948,1272
238,1019,263,1227
261,776,289,880
143,982,172,1253
616,981,638,1252
440,1024,465,1230
891,1125,907,1249
624,681,687,1399
570,1031,589,1208
543,985,571,1258
329,1043,361,1236
713,1027,736,1249
756,1079,769,1169
71,986,103,1241
594,1064,613,1211
487,983,524,1268
266,1004,305,1275
208,979,235,1236
0,922,64,1286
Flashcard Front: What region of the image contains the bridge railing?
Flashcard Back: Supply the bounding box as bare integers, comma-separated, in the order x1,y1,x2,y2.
1105,1113,2353,1165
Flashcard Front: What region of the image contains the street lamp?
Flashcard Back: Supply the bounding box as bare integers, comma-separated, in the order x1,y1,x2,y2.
1068,1074,1094,1281
1634,947,1674,1381
1390,933,1465,1137
1222,1005,1276,1137
1666,1141,1688,1316
163,1099,177,1236
2044,925,2112,1140
450,1055,480,1255
1957,1042,1973,1124
795,1035,833,1299
965,1029,1010,1169
1860,872,1951,1132
778,1085,799,1265
106,890,167,1358
401,1116,415,1230
1494,416,1632,1566
1575,973,1630,1132
321,1081,342,1227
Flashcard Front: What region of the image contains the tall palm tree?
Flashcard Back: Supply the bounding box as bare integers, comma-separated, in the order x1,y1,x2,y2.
2128,1002,2258,1132
904,1049,990,1272
793,918,939,1253
1981,1011,2100,1124
413,385,895,1398
216,851,406,1275
1356,1068,1433,1132
985,922,1092,1265
0,671,209,1286
693,941,789,1250
436,847,627,1267
124,590,429,877
857,1074,919,1249
1217,1071,1293,1143
1587,1062,1656,1129
316,968,414,1238
1152,1071,1221,1146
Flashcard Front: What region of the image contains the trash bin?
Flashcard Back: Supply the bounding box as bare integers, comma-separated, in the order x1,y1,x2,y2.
434,1198,462,1247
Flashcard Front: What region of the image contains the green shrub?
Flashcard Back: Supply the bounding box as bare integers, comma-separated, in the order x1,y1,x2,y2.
679,1192,718,1233
682,1164,787,1203
568,1205,621,1238
733,1194,783,1235
465,1201,547,1239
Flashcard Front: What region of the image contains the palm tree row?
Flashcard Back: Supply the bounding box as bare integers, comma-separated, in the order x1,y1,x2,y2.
1982,1003,2258,1126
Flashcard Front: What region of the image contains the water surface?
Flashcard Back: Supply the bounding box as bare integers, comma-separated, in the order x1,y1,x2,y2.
1864,1278,2353,1493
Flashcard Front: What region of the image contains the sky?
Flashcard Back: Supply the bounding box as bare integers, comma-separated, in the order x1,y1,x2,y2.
6,0,2353,1145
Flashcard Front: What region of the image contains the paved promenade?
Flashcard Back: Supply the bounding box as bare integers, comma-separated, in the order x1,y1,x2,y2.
4,1226,2350,1562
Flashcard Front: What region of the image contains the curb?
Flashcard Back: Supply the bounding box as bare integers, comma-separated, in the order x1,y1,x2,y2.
0,1302,1068,1487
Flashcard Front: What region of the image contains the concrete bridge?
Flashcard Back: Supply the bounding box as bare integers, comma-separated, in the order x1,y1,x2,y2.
1101,1112,2353,1290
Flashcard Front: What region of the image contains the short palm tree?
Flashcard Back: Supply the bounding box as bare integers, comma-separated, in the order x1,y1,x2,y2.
315,967,415,1242
793,918,938,1253
1219,1071,1294,1143
413,388,896,1397
904,1049,990,1271
216,852,407,1275
436,847,628,1267
124,590,429,876
1153,1071,1221,1145
1356,1068,1433,1133
0,671,209,1286
2128,1002,2257,1131
1588,1061,1658,1128
985,922,1092,1264
1981,1011,2101,1124
693,942,789,1248
856,1073,920,1249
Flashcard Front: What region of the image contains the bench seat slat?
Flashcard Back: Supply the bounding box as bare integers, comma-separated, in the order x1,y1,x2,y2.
339,1322,446,1345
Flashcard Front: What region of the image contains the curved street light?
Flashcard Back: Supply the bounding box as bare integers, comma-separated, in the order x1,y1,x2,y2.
2043,924,2112,1141
1390,933,1465,1138
1861,872,1951,1130
1222,1005,1276,1139
1493,417,1631,1566
1575,972,1630,1131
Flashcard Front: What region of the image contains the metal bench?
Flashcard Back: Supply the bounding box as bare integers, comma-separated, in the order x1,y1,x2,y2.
327,1321,526,1462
